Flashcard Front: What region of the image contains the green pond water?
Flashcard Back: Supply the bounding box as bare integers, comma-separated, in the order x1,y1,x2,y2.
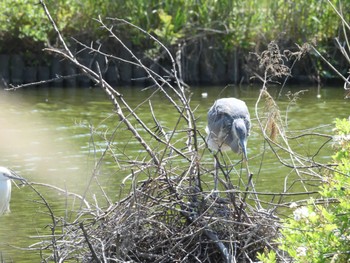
0,85,348,261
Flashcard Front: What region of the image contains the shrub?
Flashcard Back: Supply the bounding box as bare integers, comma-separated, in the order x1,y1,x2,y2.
279,118,350,262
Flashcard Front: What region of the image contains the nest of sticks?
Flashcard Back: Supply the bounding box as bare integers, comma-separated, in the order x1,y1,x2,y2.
53,171,280,263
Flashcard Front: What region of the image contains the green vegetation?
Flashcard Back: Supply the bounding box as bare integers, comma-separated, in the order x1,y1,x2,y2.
1,0,349,81
255,119,350,262
0,0,348,51
277,118,350,262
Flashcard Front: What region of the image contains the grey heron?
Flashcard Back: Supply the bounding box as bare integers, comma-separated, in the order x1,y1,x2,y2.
206,97,251,193
206,97,250,158
0,167,24,216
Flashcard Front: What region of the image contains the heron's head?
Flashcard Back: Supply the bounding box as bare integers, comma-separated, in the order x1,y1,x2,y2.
0,167,25,182
233,119,248,160
0,167,12,181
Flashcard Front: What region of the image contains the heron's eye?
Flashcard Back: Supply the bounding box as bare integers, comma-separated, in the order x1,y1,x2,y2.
235,126,246,136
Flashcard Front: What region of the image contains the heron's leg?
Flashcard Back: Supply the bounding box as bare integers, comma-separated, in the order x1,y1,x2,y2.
246,161,263,210
214,158,219,196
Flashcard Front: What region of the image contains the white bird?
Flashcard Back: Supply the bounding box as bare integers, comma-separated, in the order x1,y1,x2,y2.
0,167,25,216
0,167,13,215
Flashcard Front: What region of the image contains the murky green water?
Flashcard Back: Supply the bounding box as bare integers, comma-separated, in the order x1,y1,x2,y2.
0,85,348,261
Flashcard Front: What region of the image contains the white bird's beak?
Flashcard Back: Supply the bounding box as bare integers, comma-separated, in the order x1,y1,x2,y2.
6,170,27,183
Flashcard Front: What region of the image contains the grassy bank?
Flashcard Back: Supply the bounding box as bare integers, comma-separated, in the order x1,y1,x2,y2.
1,0,349,84
1,0,347,47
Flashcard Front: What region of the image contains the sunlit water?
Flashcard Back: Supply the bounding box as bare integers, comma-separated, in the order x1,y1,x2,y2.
0,85,348,261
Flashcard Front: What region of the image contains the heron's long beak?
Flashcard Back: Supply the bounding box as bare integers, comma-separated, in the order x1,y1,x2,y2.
240,138,248,160
6,170,27,183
